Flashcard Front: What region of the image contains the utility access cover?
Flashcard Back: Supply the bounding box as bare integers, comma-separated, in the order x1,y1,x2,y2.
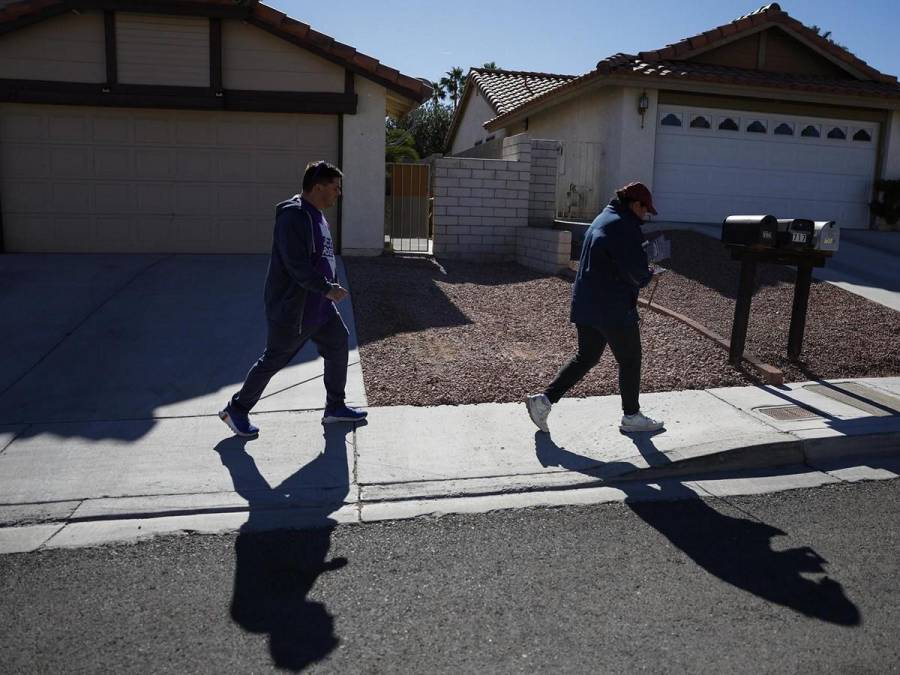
756,405,821,421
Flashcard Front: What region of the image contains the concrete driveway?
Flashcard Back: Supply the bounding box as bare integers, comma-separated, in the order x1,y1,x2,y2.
0,254,366,441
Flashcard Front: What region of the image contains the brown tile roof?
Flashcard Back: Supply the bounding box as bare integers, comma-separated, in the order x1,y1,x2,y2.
470,68,578,115
486,4,900,130
0,0,432,104
446,68,577,147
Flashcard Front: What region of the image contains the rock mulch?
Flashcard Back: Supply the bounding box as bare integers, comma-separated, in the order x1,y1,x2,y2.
344,231,900,407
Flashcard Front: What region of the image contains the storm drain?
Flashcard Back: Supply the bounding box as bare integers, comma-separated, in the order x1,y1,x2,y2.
756,405,822,421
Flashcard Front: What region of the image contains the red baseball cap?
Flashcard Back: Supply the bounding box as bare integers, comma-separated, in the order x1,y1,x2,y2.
618,181,658,215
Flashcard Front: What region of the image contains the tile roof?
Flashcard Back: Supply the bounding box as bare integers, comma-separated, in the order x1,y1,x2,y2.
445,68,576,148
486,4,900,130
470,68,578,116
0,0,432,103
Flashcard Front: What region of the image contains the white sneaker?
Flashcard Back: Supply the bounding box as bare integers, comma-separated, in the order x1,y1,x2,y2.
620,411,664,433
526,394,551,433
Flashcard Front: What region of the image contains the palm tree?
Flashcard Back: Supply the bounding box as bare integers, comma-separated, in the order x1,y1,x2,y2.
429,79,446,109
481,62,500,70
439,67,466,111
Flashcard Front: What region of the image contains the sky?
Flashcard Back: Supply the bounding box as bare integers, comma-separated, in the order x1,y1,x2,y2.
265,0,900,85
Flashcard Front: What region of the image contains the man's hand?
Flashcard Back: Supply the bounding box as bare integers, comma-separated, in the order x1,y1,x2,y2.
325,284,349,302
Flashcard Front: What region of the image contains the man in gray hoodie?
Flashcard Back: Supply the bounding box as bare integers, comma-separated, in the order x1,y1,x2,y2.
219,161,367,437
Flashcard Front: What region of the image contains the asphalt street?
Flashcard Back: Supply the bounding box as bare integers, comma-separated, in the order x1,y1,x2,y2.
2,479,899,674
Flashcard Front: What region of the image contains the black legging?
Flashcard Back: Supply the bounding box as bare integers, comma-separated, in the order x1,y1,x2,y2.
544,322,642,415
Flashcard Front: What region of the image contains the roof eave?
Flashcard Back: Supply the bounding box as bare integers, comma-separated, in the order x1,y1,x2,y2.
485,72,900,131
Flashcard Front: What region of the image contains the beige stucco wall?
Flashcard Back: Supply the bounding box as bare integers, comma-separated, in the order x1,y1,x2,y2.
222,20,344,92
117,13,209,87
884,110,900,179
450,89,502,154
526,87,614,219
0,11,105,83
604,86,658,203
341,76,386,256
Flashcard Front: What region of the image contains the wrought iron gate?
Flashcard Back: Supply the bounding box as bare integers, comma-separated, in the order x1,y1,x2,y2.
385,162,431,253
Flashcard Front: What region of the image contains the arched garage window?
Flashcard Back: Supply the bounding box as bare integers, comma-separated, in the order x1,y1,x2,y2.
718,117,739,131
746,120,767,133
774,123,794,135
801,125,820,138
690,115,711,129
827,127,847,140
660,113,682,127
853,129,872,142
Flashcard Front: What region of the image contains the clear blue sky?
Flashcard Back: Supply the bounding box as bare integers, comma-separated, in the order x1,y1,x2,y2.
266,0,899,84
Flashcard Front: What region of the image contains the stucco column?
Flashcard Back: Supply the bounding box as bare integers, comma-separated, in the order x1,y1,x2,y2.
341,77,387,256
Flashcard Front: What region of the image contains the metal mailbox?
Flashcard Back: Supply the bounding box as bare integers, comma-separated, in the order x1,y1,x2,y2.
775,218,815,250
721,213,839,367
812,220,840,253
721,215,778,248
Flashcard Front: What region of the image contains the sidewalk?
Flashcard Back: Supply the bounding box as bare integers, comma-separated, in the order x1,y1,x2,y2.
2,377,898,553
1,253,898,554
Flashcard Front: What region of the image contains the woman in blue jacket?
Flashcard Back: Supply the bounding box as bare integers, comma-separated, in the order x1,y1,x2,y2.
527,182,665,434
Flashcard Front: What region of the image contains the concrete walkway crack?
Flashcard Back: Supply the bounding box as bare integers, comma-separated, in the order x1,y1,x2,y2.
0,255,172,402
352,424,362,519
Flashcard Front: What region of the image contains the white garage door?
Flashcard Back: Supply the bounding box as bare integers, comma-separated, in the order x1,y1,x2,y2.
652,105,878,228
0,103,338,252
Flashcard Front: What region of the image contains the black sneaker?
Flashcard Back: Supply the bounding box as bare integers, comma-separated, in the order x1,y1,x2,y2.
322,404,368,424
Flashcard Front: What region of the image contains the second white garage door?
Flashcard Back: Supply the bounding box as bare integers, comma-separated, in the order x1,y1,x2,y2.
0,103,338,252
651,105,878,228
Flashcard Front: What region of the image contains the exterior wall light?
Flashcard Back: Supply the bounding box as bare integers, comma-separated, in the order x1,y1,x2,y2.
638,91,649,128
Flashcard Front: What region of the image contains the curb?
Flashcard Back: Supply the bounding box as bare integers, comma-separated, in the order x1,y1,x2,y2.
3,430,897,533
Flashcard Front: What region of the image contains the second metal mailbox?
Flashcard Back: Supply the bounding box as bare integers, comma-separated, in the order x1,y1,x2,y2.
775,218,815,250
812,220,840,253
722,215,778,248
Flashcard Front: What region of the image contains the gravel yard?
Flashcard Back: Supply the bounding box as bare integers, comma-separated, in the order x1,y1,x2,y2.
344,231,900,407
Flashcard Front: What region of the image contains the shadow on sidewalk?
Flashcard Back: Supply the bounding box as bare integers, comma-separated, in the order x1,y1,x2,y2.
213,423,358,671
534,432,861,626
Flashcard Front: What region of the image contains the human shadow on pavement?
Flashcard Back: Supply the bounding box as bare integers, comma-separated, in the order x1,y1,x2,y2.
534,432,861,626
214,423,357,671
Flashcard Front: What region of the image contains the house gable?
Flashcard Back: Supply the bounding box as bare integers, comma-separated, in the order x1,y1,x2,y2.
761,27,852,78
0,0,430,112
116,13,209,87
688,27,857,80
0,10,105,82
449,84,500,154
222,19,344,92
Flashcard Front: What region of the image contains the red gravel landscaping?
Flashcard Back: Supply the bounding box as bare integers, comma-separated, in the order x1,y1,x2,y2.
343,231,900,407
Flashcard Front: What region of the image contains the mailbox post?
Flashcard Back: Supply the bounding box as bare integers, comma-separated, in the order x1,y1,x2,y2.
722,216,838,364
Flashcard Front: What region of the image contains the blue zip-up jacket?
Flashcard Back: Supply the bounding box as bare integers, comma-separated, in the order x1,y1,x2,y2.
263,195,337,330
570,198,653,327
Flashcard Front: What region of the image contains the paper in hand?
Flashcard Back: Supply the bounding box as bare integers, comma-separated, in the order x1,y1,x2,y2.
645,235,671,263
